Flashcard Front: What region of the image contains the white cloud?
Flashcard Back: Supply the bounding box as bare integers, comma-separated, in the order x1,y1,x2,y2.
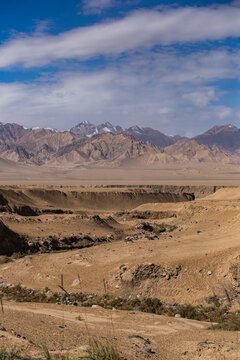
158,107,172,115
0,48,239,135
34,20,52,34
218,107,233,119
81,0,117,14
1,4,240,68
183,88,218,107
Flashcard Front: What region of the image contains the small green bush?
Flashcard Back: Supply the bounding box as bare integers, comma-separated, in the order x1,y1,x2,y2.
0,348,28,360
0,341,122,360
210,319,240,331
177,305,203,321
139,298,163,314
80,340,121,360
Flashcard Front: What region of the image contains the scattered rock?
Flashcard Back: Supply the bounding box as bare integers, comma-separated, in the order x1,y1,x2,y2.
175,314,181,318
124,237,133,243
143,348,155,354
136,222,154,232
72,278,81,286
128,335,151,344
79,345,90,351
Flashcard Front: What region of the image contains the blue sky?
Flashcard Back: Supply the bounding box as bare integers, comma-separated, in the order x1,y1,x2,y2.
0,0,239,135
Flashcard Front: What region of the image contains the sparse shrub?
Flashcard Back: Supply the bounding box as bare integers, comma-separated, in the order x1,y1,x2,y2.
176,304,203,321
1,284,239,332
206,294,221,308
0,284,60,303
41,346,51,360
0,342,121,360
107,297,126,310
210,319,240,331
81,340,121,360
0,348,29,360
139,298,163,314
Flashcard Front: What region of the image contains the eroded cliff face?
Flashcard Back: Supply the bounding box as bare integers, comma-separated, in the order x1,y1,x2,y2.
0,186,239,304
0,185,217,214
0,220,28,256
0,184,223,257
0,185,225,216
149,185,223,198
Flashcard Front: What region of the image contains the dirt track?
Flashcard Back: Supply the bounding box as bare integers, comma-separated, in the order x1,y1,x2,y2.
1,301,239,360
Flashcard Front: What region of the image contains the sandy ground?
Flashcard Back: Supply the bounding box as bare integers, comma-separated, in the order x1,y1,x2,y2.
1,165,240,185
0,186,240,359
0,301,239,360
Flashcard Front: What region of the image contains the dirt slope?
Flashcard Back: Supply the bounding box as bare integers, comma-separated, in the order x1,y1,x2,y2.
0,187,239,305
0,220,27,256
0,186,194,212
204,187,240,200
0,302,239,360
0,186,239,359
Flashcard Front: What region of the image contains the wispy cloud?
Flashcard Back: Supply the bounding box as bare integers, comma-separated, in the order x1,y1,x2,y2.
183,88,218,107
1,3,240,68
0,48,239,135
34,19,53,34
81,0,117,14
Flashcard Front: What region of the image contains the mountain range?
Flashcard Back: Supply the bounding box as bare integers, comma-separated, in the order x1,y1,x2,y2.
70,121,240,153
70,121,186,147
0,121,239,168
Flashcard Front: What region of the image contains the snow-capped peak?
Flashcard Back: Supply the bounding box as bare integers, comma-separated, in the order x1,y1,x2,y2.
103,127,111,132
130,125,144,134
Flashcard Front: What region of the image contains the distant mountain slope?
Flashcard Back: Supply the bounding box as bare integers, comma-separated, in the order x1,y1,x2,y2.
71,121,240,153
164,140,234,163
70,121,123,137
70,121,185,147
0,122,240,168
194,125,240,153
123,126,176,147
0,123,169,167
0,156,24,170
48,133,174,167
0,123,78,164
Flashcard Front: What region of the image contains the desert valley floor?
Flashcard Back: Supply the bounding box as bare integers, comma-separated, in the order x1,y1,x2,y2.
0,184,239,359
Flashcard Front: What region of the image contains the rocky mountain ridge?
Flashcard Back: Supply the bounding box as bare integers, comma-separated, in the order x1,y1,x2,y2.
70,121,185,148
70,122,240,154
0,122,239,168
194,124,240,153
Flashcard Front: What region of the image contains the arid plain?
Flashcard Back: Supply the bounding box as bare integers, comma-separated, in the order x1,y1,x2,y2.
0,181,239,360
1,0,240,357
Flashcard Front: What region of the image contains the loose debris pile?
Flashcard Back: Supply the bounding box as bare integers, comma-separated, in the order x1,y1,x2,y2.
117,263,182,283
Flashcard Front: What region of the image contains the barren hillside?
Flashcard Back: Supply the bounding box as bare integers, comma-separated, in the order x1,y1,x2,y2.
0,186,239,359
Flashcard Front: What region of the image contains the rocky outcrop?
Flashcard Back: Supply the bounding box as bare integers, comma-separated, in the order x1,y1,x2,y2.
116,263,182,285
0,220,28,256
